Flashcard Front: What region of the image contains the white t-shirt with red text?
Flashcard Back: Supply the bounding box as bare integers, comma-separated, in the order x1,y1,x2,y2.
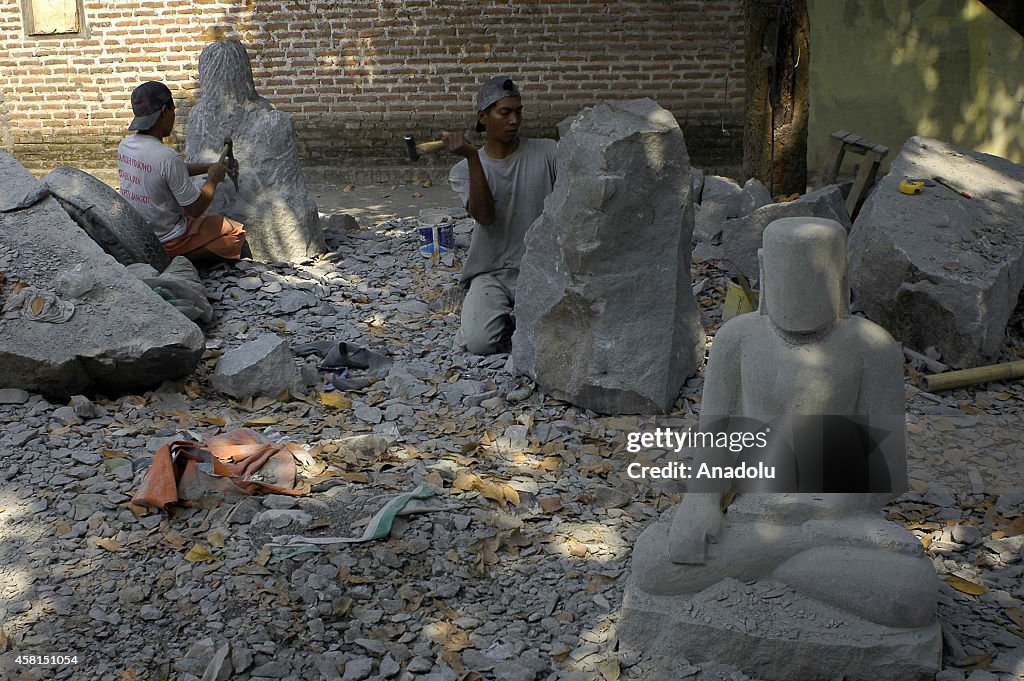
117,133,201,242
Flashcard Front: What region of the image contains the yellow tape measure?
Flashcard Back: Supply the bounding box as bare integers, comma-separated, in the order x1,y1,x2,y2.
899,179,924,195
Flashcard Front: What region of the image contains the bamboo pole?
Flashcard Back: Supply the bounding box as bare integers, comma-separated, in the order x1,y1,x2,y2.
922,360,1024,392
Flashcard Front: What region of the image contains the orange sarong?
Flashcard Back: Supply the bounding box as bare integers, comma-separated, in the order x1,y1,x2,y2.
163,214,246,260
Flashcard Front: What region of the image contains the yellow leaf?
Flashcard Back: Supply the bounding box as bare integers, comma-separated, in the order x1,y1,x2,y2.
503,485,521,507
184,544,215,563
197,414,227,427
320,391,352,410
254,544,272,567
31,297,45,316
919,535,933,550
944,575,989,596
93,538,122,551
207,529,227,548
244,415,279,426
127,502,149,517
478,483,505,504
103,449,127,458
452,473,481,492
1006,607,1024,630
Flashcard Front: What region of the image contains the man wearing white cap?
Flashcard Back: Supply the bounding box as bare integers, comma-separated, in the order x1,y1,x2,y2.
117,80,248,262
445,76,557,355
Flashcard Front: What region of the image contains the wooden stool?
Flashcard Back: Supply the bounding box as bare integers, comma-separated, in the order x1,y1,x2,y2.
818,130,888,221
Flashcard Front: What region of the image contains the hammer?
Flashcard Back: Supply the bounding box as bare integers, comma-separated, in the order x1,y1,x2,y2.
404,134,446,162
218,137,239,191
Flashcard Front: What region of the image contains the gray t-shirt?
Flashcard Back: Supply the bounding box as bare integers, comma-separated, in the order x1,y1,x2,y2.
117,133,201,242
449,137,557,284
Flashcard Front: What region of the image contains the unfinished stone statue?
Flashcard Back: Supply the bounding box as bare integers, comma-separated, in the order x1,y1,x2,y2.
511,98,705,414
621,217,941,681
185,40,325,263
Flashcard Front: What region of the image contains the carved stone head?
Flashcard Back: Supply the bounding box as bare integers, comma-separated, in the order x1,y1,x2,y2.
758,217,850,334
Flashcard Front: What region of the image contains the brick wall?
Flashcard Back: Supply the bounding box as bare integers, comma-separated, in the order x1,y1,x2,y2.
1,0,746,180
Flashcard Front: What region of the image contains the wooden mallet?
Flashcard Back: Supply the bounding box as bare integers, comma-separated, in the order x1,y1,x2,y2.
404,134,446,162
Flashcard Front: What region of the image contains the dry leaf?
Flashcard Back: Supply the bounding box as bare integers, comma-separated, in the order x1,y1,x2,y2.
343,184,355,192
943,261,961,271
441,649,464,671
127,502,149,517
586,574,617,594
944,575,989,596
568,540,588,558
908,479,929,495
53,520,73,536
337,566,375,584
342,472,369,483
254,544,272,567
30,297,45,316
163,533,189,549
1005,516,1024,537
452,473,481,492
539,497,563,513
93,538,123,552
103,449,127,458
333,596,353,616
1006,607,1024,630
320,391,352,410
197,414,227,427
600,659,621,681
433,599,460,620
245,415,279,426
184,544,215,563
423,471,444,488
207,529,227,548
919,534,933,550
502,486,521,507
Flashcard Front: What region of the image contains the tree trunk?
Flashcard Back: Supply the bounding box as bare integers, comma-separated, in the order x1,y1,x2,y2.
742,0,810,197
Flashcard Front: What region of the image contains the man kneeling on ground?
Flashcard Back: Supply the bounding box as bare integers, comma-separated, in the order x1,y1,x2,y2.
118,81,249,262
445,76,557,355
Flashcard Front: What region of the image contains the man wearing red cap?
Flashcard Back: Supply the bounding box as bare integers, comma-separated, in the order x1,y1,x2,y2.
445,76,557,355
117,81,248,262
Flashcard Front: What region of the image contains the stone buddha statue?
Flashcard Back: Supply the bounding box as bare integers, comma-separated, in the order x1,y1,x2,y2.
622,217,940,680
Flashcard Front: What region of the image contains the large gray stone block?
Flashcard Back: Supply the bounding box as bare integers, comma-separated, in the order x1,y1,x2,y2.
185,40,325,263
211,333,304,400
721,185,851,280
511,98,705,414
620,578,941,681
0,152,204,398
849,136,1024,368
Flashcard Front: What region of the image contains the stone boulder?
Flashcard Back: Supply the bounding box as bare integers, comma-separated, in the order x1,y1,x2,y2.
849,136,1024,368
185,40,325,263
693,177,773,262
0,152,204,398
511,98,705,414
211,334,305,400
722,186,851,280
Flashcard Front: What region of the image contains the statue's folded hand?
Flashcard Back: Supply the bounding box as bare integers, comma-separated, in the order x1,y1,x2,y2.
667,491,723,565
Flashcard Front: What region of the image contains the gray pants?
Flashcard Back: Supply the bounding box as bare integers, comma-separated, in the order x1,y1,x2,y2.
459,269,517,355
